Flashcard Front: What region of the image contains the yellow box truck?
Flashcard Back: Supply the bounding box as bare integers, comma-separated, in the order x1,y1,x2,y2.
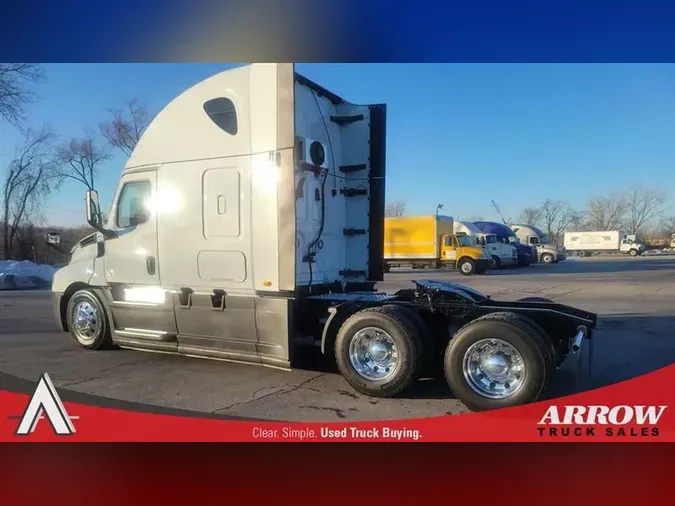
384,215,493,275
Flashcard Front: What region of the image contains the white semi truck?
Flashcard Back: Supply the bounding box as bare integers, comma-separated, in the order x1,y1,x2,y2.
45,64,597,411
510,224,566,264
563,231,646,257
453,221,518,268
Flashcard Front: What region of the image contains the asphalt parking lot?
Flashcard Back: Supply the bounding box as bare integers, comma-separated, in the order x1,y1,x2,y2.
1,255,674,421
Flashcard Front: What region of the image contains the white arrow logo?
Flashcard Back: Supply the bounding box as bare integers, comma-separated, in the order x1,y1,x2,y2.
15,373,77,436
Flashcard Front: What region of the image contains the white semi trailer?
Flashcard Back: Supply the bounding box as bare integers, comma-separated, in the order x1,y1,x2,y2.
45,64,597,411
563,231,646,257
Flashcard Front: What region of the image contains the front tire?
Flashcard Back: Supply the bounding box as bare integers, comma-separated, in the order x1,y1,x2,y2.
458,258,476,276
66,289,112,350
335,306,424,398
629,249,638,257
541,253,554,264
444,314,549,411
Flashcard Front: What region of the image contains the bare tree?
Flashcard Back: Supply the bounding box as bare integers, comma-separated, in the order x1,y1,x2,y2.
385,200,407,217
2,127,59,259
100,99,152,156
659,216,675,237
585,193,628,231
568,212,588,232
624,187,666,235
57,134,111,191
0,64,45,126
518,207,542,227
539,199,579,245
15,222,39,262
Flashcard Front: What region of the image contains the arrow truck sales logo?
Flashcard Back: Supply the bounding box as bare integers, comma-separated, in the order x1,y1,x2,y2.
11,373,78,436
537,405,667,438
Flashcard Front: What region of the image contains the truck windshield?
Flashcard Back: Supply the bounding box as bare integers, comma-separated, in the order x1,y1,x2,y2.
485,235,498,244
456,235,474,247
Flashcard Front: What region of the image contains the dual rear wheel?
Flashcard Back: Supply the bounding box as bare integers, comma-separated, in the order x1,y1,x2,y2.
335,305,553,411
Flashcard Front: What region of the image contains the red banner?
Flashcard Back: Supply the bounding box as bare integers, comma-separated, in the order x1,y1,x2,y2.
1,364,672,442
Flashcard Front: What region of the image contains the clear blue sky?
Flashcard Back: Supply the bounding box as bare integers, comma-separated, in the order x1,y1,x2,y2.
1,63,675,227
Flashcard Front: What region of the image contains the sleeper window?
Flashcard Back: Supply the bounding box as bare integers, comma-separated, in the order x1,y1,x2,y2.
116,181,151,228
204,97,238,135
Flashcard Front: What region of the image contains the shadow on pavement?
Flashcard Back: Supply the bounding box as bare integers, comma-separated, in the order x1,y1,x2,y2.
489,259,675,276
543,313,675,400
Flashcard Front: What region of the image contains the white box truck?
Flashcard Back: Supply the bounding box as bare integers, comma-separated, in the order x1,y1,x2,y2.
563,231,646,257
44,64,597,411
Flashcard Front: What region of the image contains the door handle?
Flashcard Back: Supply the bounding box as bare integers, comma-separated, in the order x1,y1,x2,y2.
146,256,156,275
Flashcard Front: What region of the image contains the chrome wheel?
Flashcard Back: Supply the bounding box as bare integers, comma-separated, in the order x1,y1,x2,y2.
71,300,101,344
349,327,399,381
460,261,473,274
462,338,525,399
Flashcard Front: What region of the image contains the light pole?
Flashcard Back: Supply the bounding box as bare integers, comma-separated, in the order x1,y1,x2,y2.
435,204,443,217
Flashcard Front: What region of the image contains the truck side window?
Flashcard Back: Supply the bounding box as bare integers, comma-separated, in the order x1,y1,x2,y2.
116,181,151,228
203,97,238,135
444,235,451,247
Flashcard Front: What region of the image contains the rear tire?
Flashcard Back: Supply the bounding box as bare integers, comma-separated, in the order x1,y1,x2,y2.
380,304,434,371
484,309,557,375
444,313,549,411
66,289,112,350
458,258,476,276
335,306,424,398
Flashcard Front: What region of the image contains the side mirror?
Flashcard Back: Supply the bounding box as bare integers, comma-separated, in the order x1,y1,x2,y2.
86,189,102,228
85,189,117,239
45,232,61,245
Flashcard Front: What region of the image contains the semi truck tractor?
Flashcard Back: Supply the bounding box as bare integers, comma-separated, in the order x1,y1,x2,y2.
510,224,566,264
383,215,492,275
473,221,536,267
454,221,518,269
563,231,646,257
45,63,597,411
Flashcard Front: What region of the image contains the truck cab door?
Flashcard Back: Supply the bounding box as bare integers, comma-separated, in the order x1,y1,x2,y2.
441,235,457,261
486,239,499,257
105,170,160,286
102,169,177,343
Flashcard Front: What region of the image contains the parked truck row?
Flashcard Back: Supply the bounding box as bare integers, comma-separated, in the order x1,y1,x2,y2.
383,215,650,276
44,63,598,412
383,216,568,276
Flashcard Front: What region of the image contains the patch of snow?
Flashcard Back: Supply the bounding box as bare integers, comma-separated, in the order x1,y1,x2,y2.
0,260,61,290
